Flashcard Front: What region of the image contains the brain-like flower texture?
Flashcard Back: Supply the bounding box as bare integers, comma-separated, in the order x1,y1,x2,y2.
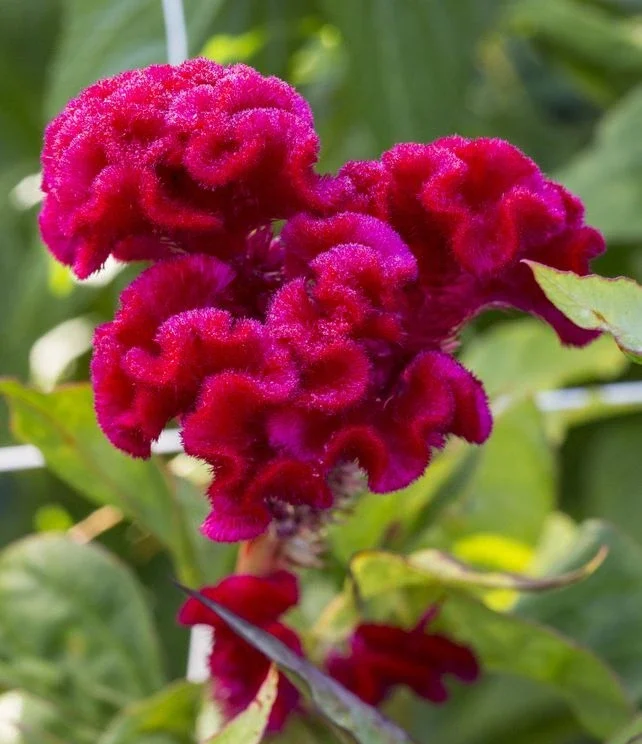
41,59,606,543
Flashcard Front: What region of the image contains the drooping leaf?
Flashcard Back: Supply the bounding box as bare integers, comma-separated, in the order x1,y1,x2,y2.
207,665,277,744
0,536,164,731
0,380,231,586
175,584,415,744
517,520,642,702
99,681,201,744
350,542,606,600
527,263,642,363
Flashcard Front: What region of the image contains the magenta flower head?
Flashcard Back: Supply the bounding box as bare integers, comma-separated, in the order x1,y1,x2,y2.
326,609,479,706
92,211,491,541
42,60,607,543
40,58,337,278
340,136,605,345
178,571,302,733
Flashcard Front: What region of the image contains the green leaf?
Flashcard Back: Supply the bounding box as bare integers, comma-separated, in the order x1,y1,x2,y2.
175,584,415,744
607,715,642,744
350,543,606,601
0,536,164,730
526,263,642,363
462,318,626,402
207,665,277,744
348,548,633,738
439,593,633,738
557,84,642,242
517,520,642,702
321,0,502,151
99,681,201,744
47,0,225,116
0,381,230,586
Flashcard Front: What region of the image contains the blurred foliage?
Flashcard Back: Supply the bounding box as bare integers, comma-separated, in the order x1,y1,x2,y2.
2,0,642,742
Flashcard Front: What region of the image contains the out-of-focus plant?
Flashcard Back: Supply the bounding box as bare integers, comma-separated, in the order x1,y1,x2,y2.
2,2,642,743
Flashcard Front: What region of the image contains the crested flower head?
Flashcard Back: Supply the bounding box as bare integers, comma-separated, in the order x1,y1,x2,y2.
340,137,605,346
42,61,606,543
178,571,302,733
40,58,339,278
326,609,480,706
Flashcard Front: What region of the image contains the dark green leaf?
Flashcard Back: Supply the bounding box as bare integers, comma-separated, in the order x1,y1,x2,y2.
175,584,415,744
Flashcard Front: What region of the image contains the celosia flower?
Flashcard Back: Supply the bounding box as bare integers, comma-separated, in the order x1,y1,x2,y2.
40,58,339,278
326,610,479,706
92,212,491,541
178,571,302,733
340,137,605,345
43,60,606,544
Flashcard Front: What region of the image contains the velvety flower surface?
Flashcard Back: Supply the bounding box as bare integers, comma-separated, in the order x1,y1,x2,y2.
43,60,606,543
340,137,605,345
92,212,491,541
40,58,336,278
326,610,480,706
178,571,302,733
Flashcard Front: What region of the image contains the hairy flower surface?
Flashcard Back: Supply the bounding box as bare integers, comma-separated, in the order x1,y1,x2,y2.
326,610,479,705
92,212,491,541
340,137,605,345
178,571,302,732
44,60,607,543
40,58,337,278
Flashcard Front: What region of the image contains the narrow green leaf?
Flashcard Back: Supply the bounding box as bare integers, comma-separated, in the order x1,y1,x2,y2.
99,681,201,744
175,584,415,744
526,263,642,363
0,536,164,730
351,543,606,599
208,665,278,743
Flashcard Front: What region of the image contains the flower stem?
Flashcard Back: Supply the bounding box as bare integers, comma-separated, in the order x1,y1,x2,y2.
161,0,188,65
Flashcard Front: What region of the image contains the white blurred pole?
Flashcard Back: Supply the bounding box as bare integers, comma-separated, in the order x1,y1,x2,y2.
161,0,188,65
2,382,642,474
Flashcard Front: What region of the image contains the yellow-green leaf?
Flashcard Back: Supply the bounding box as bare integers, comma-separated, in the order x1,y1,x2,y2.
208,666,278,744
526,263,642,363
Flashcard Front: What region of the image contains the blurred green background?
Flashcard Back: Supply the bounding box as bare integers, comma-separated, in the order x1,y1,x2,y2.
2,1,642,743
